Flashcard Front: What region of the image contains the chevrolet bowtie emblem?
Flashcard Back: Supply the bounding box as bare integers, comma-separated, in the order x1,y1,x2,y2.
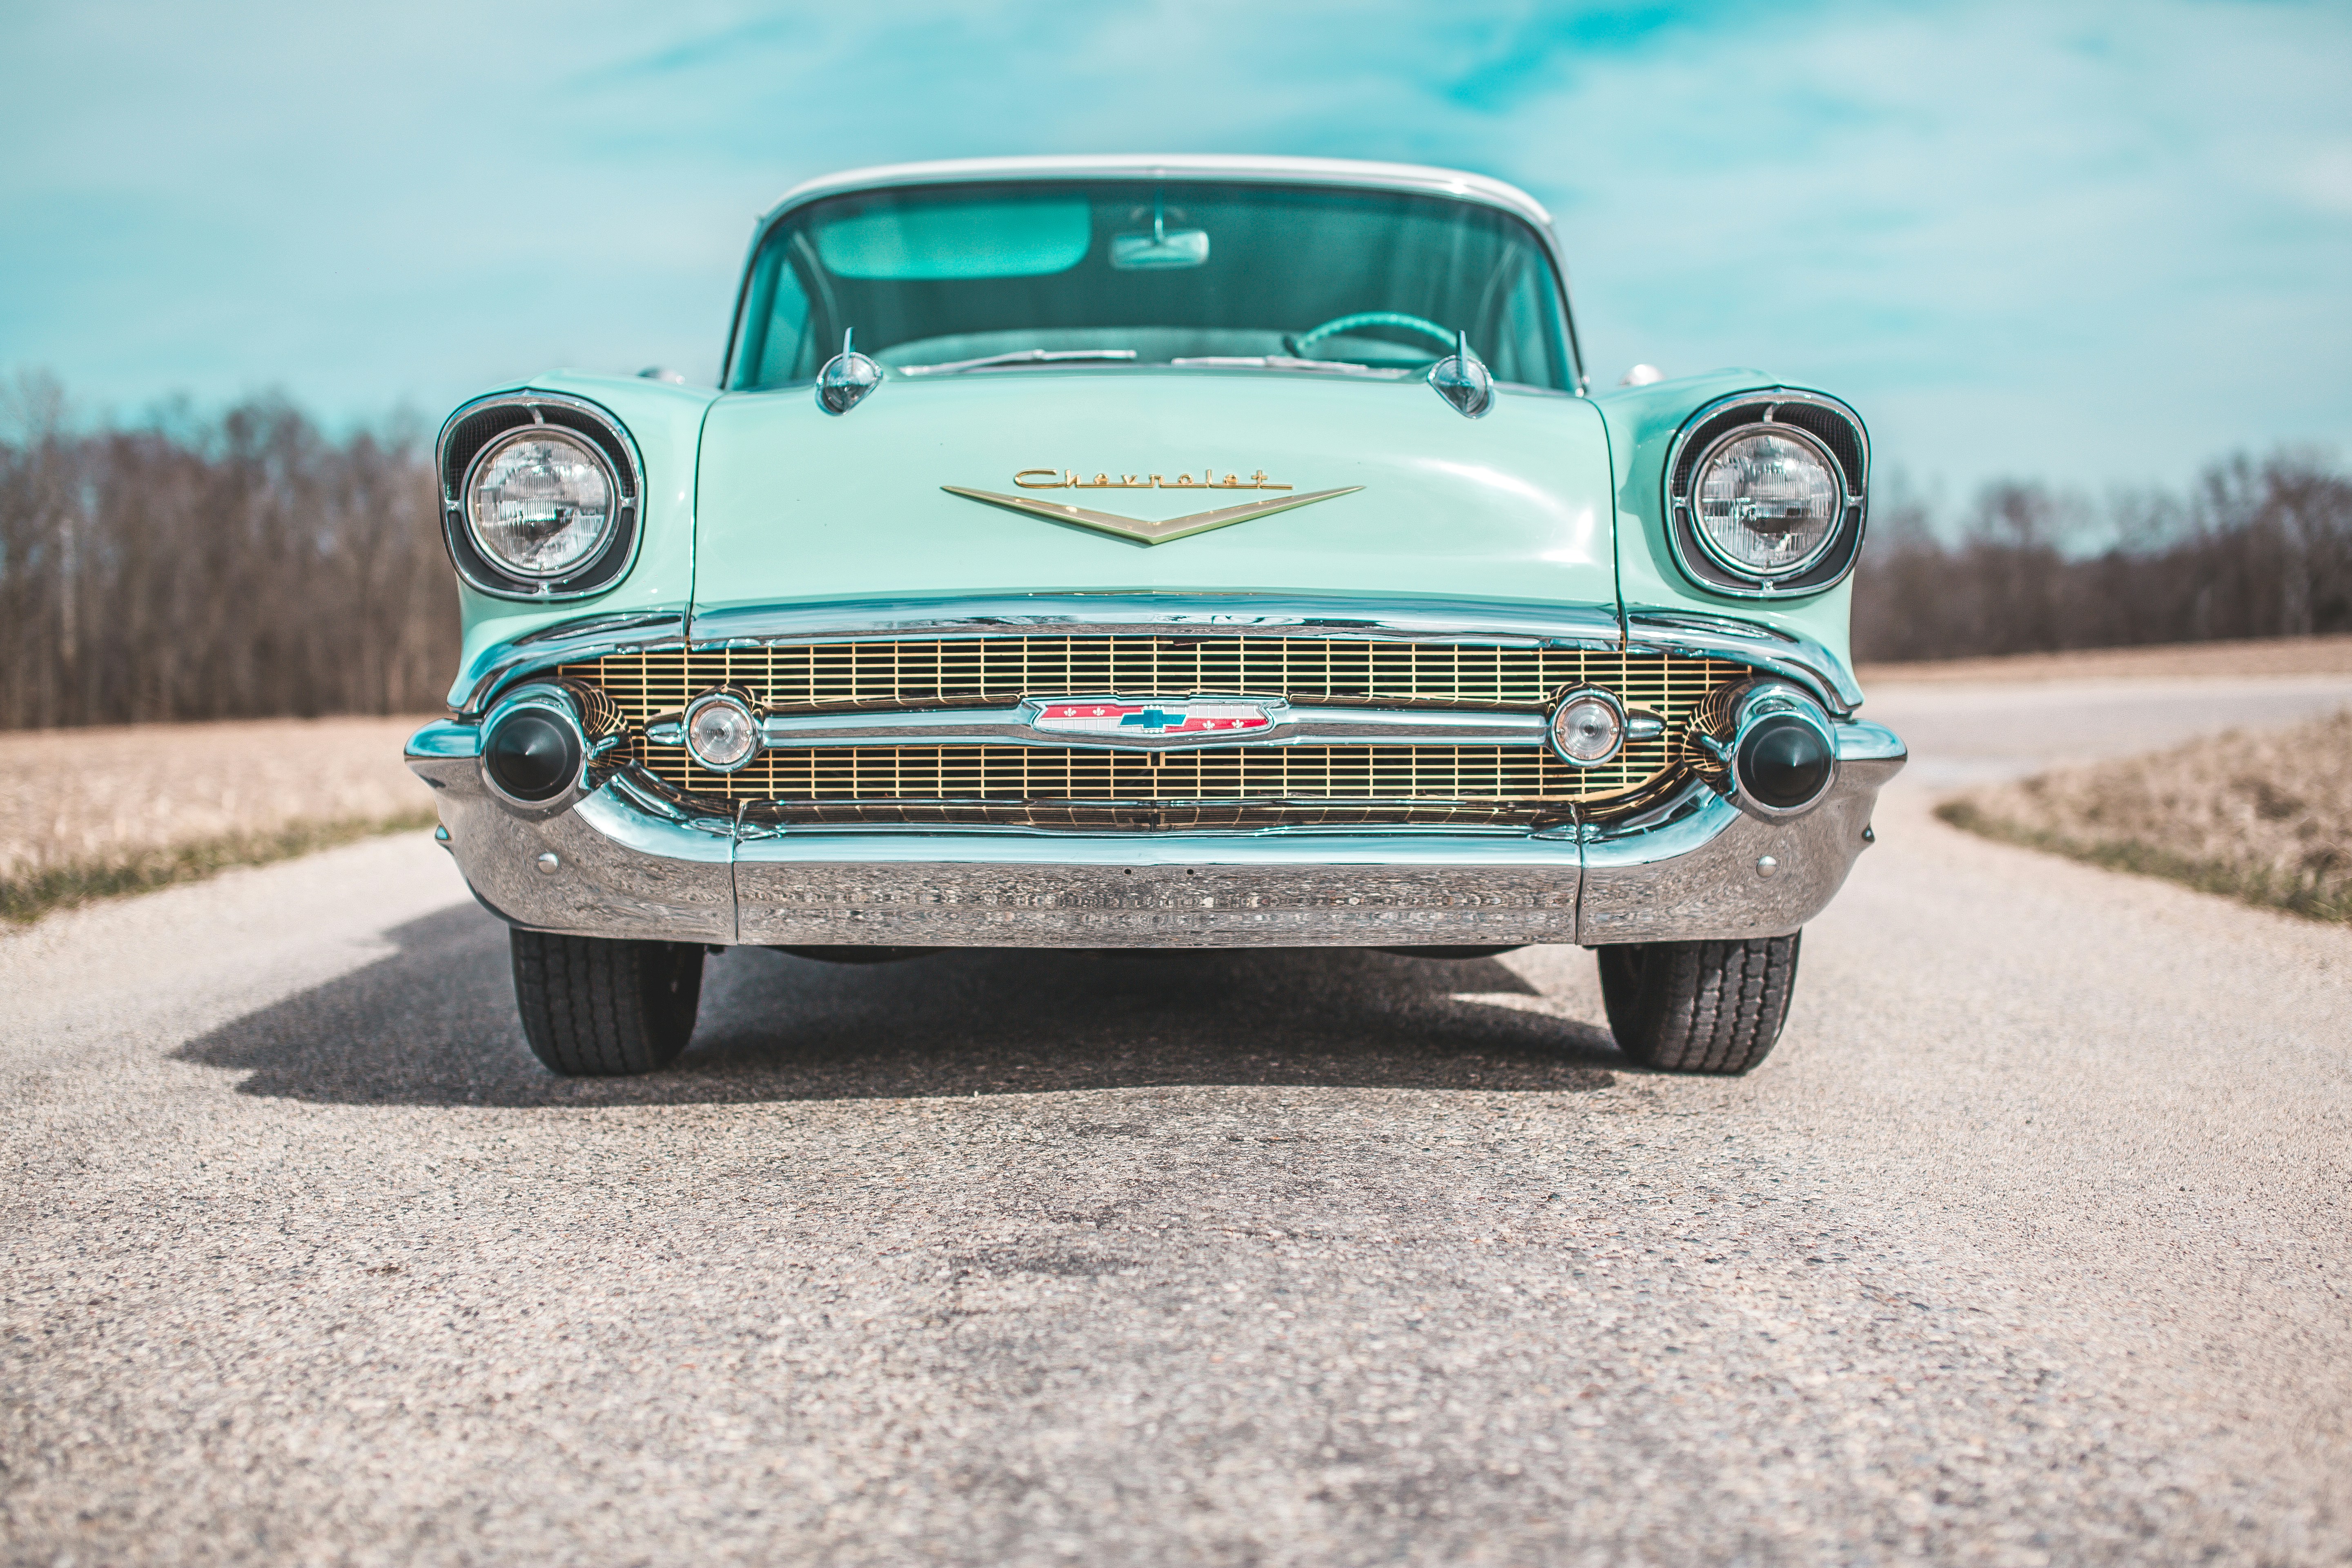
1027,699,1274,738
942,471,1362,544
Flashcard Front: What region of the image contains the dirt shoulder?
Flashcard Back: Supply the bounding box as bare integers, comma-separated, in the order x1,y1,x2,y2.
1,717,437,921
1936,705,2352,923
1858,633,2352,687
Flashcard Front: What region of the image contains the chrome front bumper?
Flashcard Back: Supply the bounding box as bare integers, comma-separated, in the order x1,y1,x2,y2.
407,721,1904,948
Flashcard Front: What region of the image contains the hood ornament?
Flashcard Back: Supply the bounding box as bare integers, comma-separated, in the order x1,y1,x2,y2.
1427,329,1493,420
815,329,883,416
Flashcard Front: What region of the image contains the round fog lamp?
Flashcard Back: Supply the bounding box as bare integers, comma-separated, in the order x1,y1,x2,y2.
1736,715,1835,812
685,693,758,773
1549,689,1626,766
484,708,583,803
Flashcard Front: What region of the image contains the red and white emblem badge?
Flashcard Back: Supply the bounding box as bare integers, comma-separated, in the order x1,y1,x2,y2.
1026,698,1274,739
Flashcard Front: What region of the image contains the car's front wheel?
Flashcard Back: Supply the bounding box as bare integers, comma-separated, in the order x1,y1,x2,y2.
1596,933,1800,1075
510,929,705,1076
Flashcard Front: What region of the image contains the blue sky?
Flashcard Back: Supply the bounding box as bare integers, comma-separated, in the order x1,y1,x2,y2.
2,0,2347,500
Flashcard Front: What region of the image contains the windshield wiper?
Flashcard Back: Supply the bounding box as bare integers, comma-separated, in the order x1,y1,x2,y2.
1168,355,1399,376
897,348,1139,377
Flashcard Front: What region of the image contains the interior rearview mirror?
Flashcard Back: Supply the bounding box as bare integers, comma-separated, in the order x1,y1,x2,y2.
1110,228,1209,270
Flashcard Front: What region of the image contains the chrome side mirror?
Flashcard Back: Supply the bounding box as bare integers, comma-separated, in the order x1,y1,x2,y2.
816,329,883,416
1427,330,1493,419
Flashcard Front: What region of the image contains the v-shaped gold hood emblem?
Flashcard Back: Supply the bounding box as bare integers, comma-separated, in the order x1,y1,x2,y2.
940,484,1363,545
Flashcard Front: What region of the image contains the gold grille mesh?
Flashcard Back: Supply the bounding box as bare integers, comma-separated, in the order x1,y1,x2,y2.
556,638,1748,824
568,637,1739,714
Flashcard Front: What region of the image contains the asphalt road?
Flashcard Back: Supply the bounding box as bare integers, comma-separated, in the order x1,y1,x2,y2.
4,677,2349,1566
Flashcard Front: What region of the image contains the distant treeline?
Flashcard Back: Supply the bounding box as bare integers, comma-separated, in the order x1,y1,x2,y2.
1,376,2346,727
0,376,457,728
1852,451,2352,662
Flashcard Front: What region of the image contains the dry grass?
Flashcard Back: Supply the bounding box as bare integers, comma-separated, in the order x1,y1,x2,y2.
0,717,438,922
1938,706,2352,923
1859,633,2352,687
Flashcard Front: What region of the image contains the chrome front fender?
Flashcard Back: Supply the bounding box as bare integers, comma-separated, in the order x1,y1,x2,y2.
408,721,735,942
1577,721,1904,944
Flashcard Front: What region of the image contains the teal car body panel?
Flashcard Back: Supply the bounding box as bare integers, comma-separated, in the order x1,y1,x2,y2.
412,155,1902,968
691,372,1614,616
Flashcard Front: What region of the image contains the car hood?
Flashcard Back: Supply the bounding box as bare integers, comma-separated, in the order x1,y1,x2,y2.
690,370,1617,625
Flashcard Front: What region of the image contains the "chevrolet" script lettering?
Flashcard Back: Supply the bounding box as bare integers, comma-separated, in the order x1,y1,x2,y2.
1012,468,1292,492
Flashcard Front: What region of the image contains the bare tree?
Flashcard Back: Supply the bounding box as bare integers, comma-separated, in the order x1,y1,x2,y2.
1852,450,2352,662
0,376,458,727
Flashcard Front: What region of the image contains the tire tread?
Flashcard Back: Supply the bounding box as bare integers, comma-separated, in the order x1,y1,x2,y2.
510,929,702,1076
1597,932,1800,1075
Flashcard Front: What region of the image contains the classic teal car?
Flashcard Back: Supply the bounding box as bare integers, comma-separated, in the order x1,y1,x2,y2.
405,155,1904,1078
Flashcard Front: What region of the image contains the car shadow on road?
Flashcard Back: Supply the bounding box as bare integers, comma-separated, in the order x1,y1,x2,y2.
174,902,1621,1107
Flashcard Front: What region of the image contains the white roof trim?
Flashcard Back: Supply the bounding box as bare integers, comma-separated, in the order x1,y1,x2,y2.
756,154,1555,232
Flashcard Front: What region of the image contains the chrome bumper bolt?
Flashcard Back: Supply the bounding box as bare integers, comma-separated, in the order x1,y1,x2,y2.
536,851,561,875
1755,855,1780,878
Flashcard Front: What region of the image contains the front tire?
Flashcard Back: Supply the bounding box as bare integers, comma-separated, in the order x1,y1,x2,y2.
510,929,704,1076
1596,933,1800,1075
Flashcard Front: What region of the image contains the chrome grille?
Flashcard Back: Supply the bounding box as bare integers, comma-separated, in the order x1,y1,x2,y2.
556,637,1751,824
567,639,1743,714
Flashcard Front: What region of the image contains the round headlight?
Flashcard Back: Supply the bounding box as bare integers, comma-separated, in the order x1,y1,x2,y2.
1692,429,1842,578
1549,688,1626,766
465,429,617,578
684,693,758,773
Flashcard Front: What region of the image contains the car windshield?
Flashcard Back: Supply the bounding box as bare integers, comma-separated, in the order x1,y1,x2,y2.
725,179,1575,392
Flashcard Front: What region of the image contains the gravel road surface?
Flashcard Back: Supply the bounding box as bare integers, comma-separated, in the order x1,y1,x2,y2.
5,678,2349,1566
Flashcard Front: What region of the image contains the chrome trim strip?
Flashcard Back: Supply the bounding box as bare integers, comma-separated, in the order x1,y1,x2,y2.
1621,610,1860,713
452,597,1861,722
453,611,687,717
754,701,1550,752
759,155,1561,235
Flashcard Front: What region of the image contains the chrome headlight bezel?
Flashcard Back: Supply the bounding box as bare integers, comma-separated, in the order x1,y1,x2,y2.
435,392,644,601
1661,389,1868,599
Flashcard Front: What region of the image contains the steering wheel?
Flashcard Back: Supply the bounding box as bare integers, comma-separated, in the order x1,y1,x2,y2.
1287,311,1459,360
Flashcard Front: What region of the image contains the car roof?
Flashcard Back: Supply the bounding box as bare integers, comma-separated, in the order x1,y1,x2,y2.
757,155,1556,234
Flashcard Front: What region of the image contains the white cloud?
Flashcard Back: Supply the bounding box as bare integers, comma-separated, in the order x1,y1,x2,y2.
0,0,2344,492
